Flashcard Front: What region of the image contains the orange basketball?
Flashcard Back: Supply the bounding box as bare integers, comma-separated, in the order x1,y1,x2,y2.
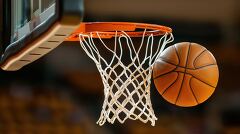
153,42,219,107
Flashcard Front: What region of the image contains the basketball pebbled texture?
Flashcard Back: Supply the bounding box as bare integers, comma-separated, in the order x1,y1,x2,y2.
153,42,219,107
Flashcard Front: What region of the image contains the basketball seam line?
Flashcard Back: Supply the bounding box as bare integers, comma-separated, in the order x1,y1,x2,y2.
155,70,217,88
175,42,191,105
160,44,182,100
153,66,177,79
177,69,217,88
193,49,207,69
158,44,180,66
153,61,217,80
189,77,199,104
153,44,181,79
156,44,182,96
156,58,217,70
161,72,179,96
188,73,216,88
174,44,181,65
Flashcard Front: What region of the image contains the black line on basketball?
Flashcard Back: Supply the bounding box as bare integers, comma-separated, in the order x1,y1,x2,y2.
153,64,177,79
189,77,199,104
193,49,207,68
161,72,179,96
175,43,191,104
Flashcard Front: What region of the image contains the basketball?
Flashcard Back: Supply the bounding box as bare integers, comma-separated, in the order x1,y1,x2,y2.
153,42,219,107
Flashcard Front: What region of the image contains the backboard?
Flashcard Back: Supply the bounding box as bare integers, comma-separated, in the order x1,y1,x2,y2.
0,0,84,71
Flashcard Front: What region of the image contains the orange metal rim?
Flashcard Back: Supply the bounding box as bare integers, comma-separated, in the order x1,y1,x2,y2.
66,22,172,41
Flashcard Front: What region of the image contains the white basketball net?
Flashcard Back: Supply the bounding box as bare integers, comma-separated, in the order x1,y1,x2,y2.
78,30,173,126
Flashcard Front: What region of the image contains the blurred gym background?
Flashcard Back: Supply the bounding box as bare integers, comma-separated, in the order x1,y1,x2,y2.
0,0,240,133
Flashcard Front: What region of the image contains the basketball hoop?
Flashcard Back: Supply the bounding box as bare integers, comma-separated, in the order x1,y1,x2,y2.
66,22,174,126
